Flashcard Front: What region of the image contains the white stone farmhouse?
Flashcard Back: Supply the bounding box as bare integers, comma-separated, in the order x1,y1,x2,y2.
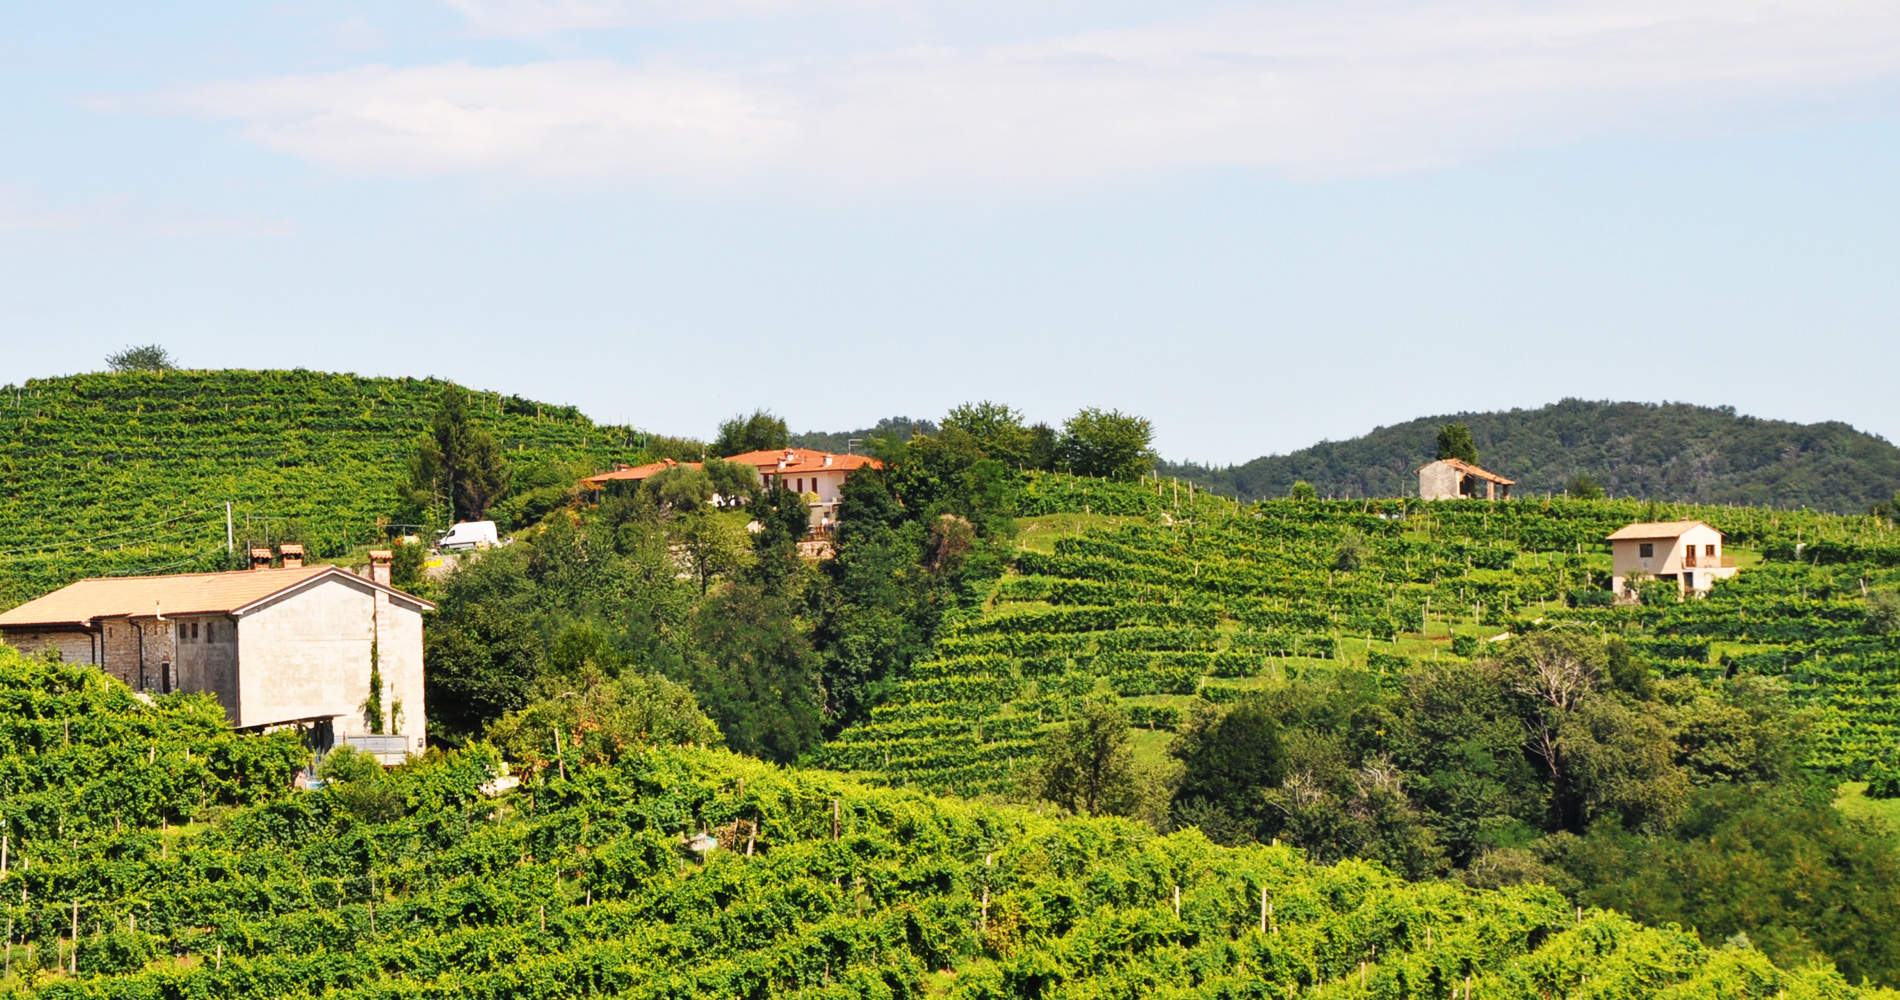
0,549,431,755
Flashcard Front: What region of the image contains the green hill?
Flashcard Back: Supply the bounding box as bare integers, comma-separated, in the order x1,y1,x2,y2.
0,370,645,605
1158,400,1900,513
0,646,1880,999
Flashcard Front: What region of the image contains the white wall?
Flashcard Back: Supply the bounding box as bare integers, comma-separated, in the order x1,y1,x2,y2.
236,576,427,751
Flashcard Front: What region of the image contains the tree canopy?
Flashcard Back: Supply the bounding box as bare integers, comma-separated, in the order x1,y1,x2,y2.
104,344,176,372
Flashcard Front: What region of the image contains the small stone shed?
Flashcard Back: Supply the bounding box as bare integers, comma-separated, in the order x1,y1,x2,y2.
1417,458,1515,500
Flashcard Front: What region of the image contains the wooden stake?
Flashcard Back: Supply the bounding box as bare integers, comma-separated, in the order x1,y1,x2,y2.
1172,885,1180,918
70,900,78,974
1259,887,1267,933
831,798,841,841
216,942,222,969
746,820,756,857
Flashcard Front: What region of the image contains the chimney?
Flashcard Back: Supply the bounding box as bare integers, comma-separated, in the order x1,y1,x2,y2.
367,549,393,587
249,547,273,571
278,543,305,570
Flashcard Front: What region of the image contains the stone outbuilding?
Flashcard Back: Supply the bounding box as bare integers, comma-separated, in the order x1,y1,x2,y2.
1606,520,1738,596
1417,458,1515,500
0,551,431,757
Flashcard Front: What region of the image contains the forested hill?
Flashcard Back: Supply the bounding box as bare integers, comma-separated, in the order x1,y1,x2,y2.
1158,399,1900,513
0,370,643,605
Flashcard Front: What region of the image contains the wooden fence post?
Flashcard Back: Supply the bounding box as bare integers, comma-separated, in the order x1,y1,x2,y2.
831,798,840,841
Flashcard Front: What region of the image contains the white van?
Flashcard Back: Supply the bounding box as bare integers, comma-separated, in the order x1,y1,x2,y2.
436,520,500,552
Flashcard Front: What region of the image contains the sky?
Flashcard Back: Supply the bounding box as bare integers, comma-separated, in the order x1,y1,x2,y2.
2,1,1897,465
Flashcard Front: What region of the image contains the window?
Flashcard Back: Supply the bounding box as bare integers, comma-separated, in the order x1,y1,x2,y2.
190,621,200,640
1706,544,1716,556
1639,543,1654,558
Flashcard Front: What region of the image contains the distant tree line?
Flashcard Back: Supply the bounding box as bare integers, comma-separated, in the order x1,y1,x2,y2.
1157,399,1900,513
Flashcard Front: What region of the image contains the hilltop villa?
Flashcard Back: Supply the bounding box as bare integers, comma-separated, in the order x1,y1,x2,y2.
581,448,883,534
0,548,431,758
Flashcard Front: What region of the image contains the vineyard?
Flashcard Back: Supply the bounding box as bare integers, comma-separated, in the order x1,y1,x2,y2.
818,487,1900,793
0,647,1880,999
0,371,643,605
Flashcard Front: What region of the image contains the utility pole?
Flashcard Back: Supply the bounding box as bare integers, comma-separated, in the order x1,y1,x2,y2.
225,502,234,554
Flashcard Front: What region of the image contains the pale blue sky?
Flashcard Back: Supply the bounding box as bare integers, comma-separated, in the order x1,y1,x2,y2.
3,1,1898,463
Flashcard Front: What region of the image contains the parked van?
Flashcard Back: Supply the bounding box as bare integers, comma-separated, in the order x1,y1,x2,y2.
436,520,500,551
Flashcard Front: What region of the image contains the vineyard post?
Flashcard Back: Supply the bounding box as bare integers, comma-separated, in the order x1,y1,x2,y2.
69,900,76,973
1259,887,1267,934
1172,885,1180,919
831,798,841,841
2,830,7,877
224,502,233,554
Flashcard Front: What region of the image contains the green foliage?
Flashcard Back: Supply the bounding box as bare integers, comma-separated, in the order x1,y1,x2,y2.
1868,590,1900,635
1288,479,1317,501
408,383,512,523
1057,407,1156,481
712,409,789,455
1567,474,1606,500
1436,422,1480,465
1028,696,1137,816
6,655,1879,1000
486,671,722,765
1334,530,1368,572
104,344,176,373
1157,398,1900,512
1868,760,1900,799
1543,783,1900,986
0,371,648,605
688,583,824,763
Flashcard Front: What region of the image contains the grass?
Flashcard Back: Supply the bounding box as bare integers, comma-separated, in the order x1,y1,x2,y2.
1014,513,1148,554
1834,782,1900,833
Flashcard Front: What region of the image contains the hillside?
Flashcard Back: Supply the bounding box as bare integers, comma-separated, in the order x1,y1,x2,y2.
824,489,1900,788
0,647,1881,999
1157,400,1900,513
0,370,643,605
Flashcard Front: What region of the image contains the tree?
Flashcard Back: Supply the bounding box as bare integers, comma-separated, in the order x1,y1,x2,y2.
943,401,1035,468
688,583,824,763
1031,697,1138,816
714,410,789,456
672,510,753,595
1334,531,1368,572
1567,474,1606,500
408,384,511,523
1436,423,1479,465
1868,590,1900,635
105,344,176,372
486,671,722,766
1288,480,1317,502
1170,699,1287,840
1057,408,1156,481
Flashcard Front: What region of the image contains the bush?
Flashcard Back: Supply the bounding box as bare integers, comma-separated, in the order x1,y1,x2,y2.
1451,633,1480,658
1869,761,1900,800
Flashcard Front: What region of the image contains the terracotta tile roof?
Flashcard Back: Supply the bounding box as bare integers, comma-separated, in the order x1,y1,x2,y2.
0,565,433,629
581,459,701,487
1605,520,1717,541
721,448,883,475
1416,458,1515,486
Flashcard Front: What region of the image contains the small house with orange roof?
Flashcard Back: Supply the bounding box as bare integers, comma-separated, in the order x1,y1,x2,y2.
579,458,703,499
1417,458,1515,501
1607,520,1736,597
0,548,432,759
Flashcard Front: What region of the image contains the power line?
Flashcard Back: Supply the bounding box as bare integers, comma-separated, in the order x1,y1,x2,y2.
0,507,226,558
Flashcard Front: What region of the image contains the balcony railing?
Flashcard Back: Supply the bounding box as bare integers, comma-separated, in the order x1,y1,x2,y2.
1682,554,1737,568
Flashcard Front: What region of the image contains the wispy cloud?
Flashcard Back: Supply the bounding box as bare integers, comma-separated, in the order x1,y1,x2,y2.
0,188,295,239
124,0,1900,189
443,0,858,35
